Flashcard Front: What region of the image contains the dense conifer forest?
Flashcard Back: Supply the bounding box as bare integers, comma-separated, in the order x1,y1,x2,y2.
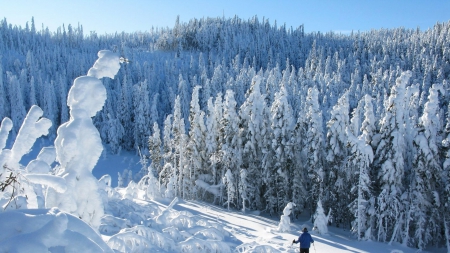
1,16,450,249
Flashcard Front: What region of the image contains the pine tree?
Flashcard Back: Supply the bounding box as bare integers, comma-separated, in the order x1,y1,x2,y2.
133,80,151,151
305,86,325,215
326,91,351,228
220,90,241,208
347,120,374,240
205,93,223,192
374,71,410,243
187,86,206,199
223,169,236,211
148,122,162,178
7,72,26,135
240,75,268,210
268,82,294,213
118,72,134,149
106,113,125,154
408,84,444,249
172,96,188,198
161,114,173,191
314,198,329,235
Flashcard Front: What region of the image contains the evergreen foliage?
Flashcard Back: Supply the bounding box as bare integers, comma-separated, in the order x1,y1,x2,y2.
2,16,450,250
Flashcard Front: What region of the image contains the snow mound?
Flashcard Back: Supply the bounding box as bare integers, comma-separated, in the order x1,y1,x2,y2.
0,208,113,253
103,190,233,253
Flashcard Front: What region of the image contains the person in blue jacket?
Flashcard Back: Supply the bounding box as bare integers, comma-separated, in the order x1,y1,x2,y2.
293,227,314,253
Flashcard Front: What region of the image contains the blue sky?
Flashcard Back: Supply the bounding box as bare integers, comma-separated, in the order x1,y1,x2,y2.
2,0,450,34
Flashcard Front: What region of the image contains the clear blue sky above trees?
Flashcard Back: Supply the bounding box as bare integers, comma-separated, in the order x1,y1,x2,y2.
3,0,450,34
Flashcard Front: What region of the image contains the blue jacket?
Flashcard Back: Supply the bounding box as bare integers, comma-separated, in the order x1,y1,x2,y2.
294,231,314,248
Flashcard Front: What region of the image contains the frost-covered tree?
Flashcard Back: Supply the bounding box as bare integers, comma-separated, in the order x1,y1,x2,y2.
223,169,235,211
133,80,151,150
117,71,133,150
373,71,410,243
407,83,444,249
161,114,173,190
325,91,350,227
105,113,124,154
360,95,376,148
186,86,206,199
7,73,26,135
239,75,268,210
220,90,241,208
239,168,248,213
148,122,163,178
171,96,188,198
347,125,374,240
205,93,223,189
267,82,294,213
305,87,325,214
314,199,329,235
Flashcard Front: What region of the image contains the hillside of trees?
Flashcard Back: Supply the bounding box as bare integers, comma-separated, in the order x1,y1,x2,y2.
1,16,450,250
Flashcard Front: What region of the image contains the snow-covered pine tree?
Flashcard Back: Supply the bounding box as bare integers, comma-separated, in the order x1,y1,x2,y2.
292,100,308,216
7,73,27,136
401,83,421,247
408,83,444,249
106,113,124,154
204,93,224,203
239,75,268,211
178,74,191,132
360,95,376,148
347,123,374,240
443,105,450,253
118,68,134,150
305,86,325,215
133,80,151,151
187,86,206,199
373,71,410,243
314,198,329,235
223,169,235,211
268,82,295,213
172,96,188,198
220,90,241,209
161,114,173,191
325,91,351,228
239,168,248,213
148,122,162,178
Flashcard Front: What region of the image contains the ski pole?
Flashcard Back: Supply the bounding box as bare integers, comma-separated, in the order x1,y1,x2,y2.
313,242,316,253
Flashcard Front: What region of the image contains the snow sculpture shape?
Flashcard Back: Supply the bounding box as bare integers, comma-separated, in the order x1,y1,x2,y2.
4,105,52,169
1,106,56,210
46,50,120,229
277,202,296,232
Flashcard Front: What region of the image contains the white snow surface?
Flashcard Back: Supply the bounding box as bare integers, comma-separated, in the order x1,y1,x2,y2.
0,148,445,252
0,208,113,253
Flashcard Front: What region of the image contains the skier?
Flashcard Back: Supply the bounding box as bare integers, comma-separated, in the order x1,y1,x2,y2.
292,227,314,253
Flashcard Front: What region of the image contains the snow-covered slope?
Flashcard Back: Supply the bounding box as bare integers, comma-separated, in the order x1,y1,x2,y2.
164,198,441,253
